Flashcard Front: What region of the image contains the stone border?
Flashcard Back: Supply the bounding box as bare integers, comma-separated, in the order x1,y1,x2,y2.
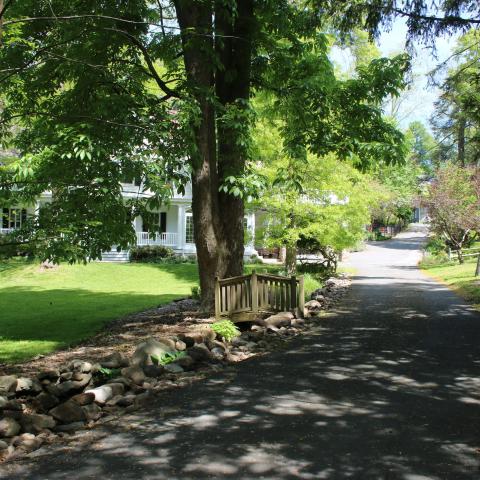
0,274,351,462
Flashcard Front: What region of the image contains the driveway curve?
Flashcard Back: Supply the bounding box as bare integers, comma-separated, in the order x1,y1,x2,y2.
2,225,480,480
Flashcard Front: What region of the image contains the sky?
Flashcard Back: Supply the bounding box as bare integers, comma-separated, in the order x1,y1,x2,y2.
331,18,457,132
377,18,456,130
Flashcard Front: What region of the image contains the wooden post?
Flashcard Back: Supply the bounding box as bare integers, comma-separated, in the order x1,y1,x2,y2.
290,275,297,311
251,270,258,313
214,277,221,320
298,275,305,318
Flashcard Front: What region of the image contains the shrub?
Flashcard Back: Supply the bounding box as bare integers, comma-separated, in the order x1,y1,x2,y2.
211,320,240,342
130,245,175,262
424,236,447,256
191,285,201,300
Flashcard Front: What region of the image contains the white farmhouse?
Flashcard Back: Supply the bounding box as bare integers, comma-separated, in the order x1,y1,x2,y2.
1,180,258,262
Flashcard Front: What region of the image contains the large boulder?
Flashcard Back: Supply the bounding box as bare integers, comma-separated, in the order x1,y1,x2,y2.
0,417,21,437
0,375,18,395
82,403,102,422
188,343,212,362
37,370,60,382
16,377,43,395
70,392,95,406
85,383,124,405
68,360,93,373
32,392,60,412
56,373,92,396
304,299,322,315
20,414,56,433
50,400,86,424
100,352,129,369
131,338,176,367
260,312,294,329
120,366,146,385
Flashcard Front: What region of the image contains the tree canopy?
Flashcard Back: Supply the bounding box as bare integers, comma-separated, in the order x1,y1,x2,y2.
1,0,477,306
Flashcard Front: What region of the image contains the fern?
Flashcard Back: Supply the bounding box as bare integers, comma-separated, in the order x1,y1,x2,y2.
211,320,240,342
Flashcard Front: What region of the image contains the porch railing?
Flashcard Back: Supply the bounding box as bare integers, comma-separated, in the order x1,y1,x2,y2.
215,270,304,321
136,232,178,247
0,228,15,235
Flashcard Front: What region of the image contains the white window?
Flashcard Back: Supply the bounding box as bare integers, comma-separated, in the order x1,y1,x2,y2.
185,211,194,244
2,208,26,229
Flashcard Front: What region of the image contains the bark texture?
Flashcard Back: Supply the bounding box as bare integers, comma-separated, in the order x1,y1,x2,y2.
174,1,254,309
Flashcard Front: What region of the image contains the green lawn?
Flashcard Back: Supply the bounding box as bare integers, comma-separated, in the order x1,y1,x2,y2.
0,260,198,363
421,257,480,308
0,259,324,364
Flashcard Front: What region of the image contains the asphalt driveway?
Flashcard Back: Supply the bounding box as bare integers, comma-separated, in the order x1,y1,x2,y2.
2,225,480,479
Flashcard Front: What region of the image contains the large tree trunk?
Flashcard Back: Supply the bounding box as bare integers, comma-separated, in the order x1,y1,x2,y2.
215,0,254,277
174,1,255,310
457,117,466,167
285,245,297,275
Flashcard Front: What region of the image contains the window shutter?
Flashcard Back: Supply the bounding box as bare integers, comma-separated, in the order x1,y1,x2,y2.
2,208,9,229
160,212,167,233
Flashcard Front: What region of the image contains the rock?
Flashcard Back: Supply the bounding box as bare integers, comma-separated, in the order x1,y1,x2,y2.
54,422,84,433
16,377,43,395
0,418,21,437
143,365,165,378
121,366,146,385
69,360,93,373
0,375,18,395
188,343,212,362
115,395,136,408
261,311,294,329
135,391,153,406
106,376,131,388
56,373,92,396
60,372,73,381
100,352,129,369
37,370,60,381
70,392,95,406
0,440,8,450
0,396,8,409
3,399,23,411
85,383,124,405
32,392,59,412
210,347,225,360
291,318,305,328
82,403,102,421
20,414,56,433
49,400,86,424
131,338,176,367
164,363,184,374
13,433,44,454
175,340,187,351
305,299,322,312
175,355,195,369
231,311,259,323
177,334,195,348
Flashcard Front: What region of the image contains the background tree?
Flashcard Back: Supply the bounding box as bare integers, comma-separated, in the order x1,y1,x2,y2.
0,0,413,308
431,29,480,167
424,163,480,263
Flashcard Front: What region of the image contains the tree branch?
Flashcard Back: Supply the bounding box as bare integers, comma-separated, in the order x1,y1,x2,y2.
392,8,480,27
104,27,180,99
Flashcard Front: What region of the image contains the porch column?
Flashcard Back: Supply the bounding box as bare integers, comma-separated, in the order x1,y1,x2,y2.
244,212,258,257
177,204,185,252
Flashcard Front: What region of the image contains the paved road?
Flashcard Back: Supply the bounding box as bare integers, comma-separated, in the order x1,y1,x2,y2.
3,226,480,479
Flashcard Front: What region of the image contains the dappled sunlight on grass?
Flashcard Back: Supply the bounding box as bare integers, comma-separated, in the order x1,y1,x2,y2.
0,260,199,362
421,258,480,307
